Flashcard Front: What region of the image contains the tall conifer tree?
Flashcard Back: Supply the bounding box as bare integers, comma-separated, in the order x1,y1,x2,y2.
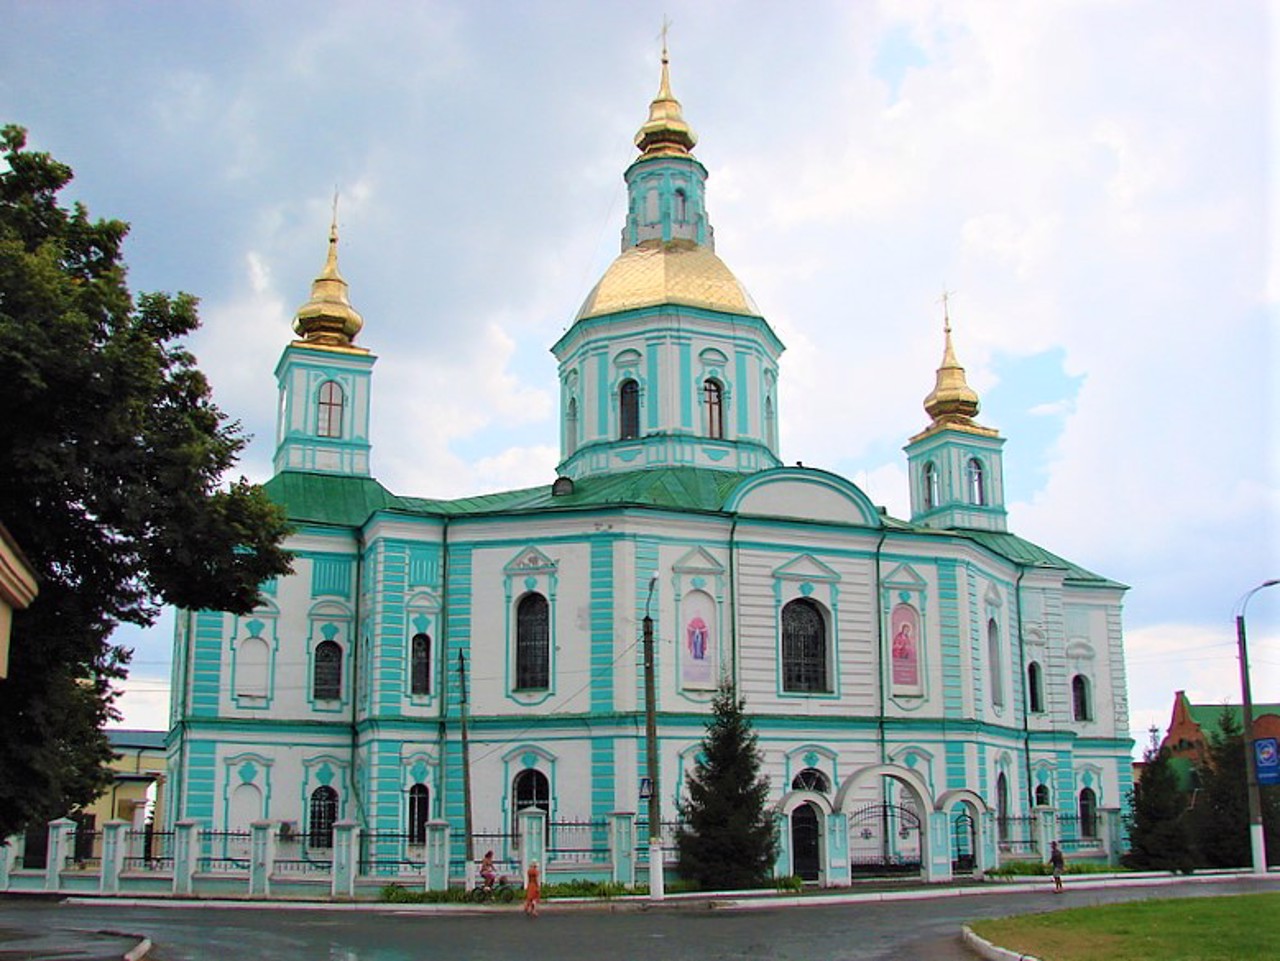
676,678,778,889
1122,745,1193,871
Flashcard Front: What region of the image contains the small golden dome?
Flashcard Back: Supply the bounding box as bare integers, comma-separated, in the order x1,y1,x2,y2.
293,219,364,347
633,40,697,160
915,307,997,439
576,239,759,320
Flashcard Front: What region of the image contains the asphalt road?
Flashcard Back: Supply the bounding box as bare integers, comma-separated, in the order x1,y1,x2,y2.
1,876,1276,961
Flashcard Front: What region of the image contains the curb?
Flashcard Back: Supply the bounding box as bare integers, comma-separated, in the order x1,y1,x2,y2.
123,938,152,961
961,925,1039,961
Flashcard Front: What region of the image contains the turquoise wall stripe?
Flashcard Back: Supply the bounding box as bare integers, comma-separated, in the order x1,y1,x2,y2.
442,546,473,857
945,741,967,791
590,540,615,713
679,341,692,429
937,561,962,718
646,341,660,430
191,611,225,717
735,349,748,433
184,740,218,821
977,742,988,799
377,543,408,716
591,738,616,821
596,352,609,434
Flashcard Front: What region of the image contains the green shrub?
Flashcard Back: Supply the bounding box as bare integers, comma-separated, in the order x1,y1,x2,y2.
775,874,804,892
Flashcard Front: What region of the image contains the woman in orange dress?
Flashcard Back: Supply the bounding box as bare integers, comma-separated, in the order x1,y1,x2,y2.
523,860,541,916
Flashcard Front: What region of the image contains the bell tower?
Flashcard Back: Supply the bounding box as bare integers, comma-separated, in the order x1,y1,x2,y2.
273,215,376,477
905,303,1007,531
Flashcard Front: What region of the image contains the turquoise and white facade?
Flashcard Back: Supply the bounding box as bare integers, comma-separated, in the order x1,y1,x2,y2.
166,50,1133,885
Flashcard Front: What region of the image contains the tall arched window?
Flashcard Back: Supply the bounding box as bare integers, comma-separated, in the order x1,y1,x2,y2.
512,768,550,845
996,772,1010,841
790,767,831,794
1072,675,1091,721
1079,787,1098,838
1034,783,1050,807
317,380,345,438
1027,661,1044,713
644,189,659,224
515,593,550,691
236,636,269,699
619,379,640,440
408,784,430,844
967,458,986,505
309,786,338,848
313,640,342,701
704,378,724,439
923,462,939,510
410,633,431,697
764,395,776,450
781,598,828,693
988,618,1004,708
674,188,688,221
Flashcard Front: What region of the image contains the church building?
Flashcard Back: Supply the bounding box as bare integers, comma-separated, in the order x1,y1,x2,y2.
165,47,1133,885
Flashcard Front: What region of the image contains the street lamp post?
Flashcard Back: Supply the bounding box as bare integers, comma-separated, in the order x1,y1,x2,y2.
643,574,664,900
1235,578,1278,875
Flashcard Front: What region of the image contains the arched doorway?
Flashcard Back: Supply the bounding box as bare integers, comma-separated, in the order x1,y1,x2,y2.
951,809,976,875
833,763,937,880
790,803,821,882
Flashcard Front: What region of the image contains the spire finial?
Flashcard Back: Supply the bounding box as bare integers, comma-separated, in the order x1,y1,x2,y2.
922,294,984,431
292,201,365,349
634,21,697,159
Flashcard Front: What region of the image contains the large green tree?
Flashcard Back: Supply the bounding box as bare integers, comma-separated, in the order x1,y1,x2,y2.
1187,707,1280,868
1122,745,1193,872
676,678,778,889
0,125,292,840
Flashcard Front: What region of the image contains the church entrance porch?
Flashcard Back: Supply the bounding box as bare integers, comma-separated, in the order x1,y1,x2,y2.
846,802,921,877
789,803,821,882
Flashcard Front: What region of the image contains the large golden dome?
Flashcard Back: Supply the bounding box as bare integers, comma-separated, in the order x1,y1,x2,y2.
576,239,759,321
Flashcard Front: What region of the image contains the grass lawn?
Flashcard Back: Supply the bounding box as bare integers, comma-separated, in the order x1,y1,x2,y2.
968,892,1278,961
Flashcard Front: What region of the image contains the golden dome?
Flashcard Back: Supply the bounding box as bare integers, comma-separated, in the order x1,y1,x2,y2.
633,39,697,160
917,311,997,438
576,239,760,320
293,218,365,348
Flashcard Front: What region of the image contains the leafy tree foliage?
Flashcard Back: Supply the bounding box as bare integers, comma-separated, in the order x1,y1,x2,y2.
676,679,778,889
0,126,292,840
1122,745,1193,872
1187,707,1280,868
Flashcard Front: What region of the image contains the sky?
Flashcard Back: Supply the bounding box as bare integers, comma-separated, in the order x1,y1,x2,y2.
2,1,1276,757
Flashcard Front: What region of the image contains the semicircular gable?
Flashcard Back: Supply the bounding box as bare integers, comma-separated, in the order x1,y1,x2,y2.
725,468,881,527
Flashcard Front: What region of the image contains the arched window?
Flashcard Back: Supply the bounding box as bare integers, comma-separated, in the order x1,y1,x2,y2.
674,188,688,222
781,598,828,693
619,379,640,440
515,593,550,691
317,380,345,438
1079,787,1098,838
790,767,831,794
967,458,986,506
1027,661,1044,713
313,640,342,701
309,786,338,848
565,397,578,456
1034,783,1050,807
996,772,1010,842
645,189,659,224
1072,675,1091,721
988,618,1004,708
704,378,724,439
410,633,431,697
764,395,776,450
923,462,939,510
408,784,430,844
512,768,550,846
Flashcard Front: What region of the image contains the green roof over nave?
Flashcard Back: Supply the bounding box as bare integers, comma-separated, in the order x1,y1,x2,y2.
262,468,1120,587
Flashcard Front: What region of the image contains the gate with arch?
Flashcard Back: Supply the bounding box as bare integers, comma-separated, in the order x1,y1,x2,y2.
846,801,922,876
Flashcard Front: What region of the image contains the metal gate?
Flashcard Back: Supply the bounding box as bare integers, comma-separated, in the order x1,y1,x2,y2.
951,810,976,875
847,802,922,877
790,803,821,881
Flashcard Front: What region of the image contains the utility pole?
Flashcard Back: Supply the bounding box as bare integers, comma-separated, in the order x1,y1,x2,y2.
643,574,664,900
458,650,474,865
1236,578,1278,875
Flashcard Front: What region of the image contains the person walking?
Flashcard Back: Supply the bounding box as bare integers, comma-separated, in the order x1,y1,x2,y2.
524,860,541,917
1049,841,1065,893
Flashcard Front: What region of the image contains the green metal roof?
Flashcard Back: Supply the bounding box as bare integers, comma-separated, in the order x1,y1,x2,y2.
952,529,1127,589
1185,699,1280,734
261,470,1118,589
105,729,167,750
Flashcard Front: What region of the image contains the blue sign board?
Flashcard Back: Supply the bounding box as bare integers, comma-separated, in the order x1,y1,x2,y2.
1256,737,1280,786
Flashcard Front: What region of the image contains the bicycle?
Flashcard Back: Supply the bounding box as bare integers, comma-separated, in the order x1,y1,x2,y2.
469,874,517,902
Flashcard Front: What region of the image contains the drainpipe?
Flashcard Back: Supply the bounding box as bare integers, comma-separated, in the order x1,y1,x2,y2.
1015,567,1032,810
349,530,367,831
437,516,450,822
728,515,739,691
